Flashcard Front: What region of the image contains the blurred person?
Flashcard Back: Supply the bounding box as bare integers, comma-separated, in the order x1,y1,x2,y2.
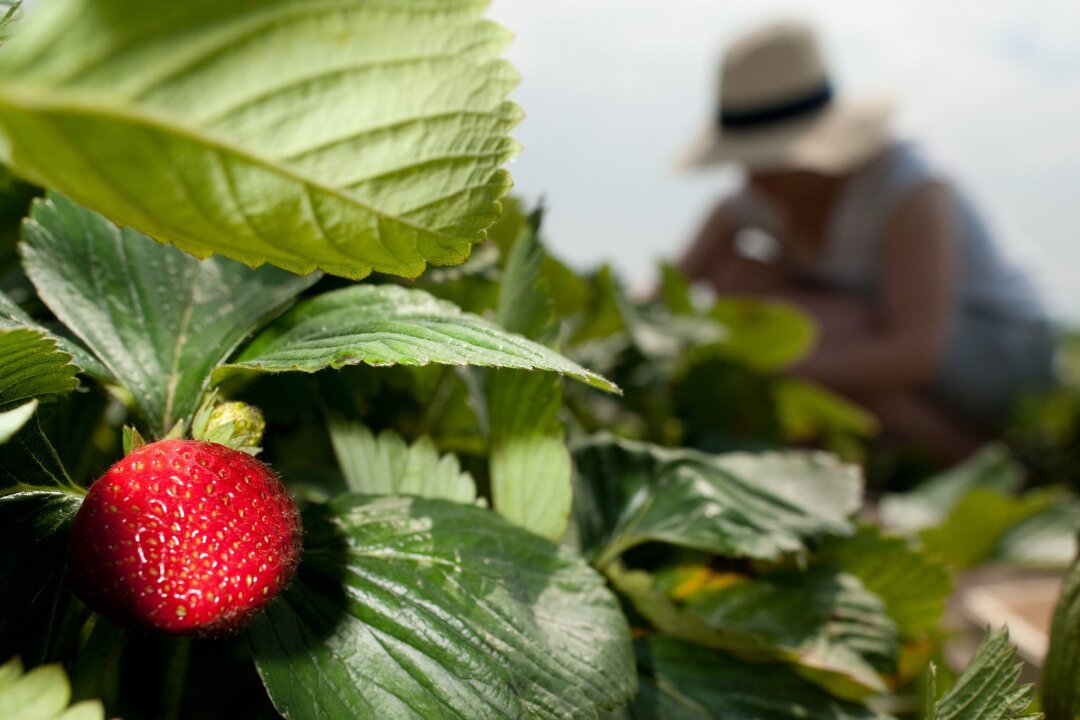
677,19,1055,465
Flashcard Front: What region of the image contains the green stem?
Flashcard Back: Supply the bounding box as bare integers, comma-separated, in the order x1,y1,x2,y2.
162,637,192,720
71,616,125,707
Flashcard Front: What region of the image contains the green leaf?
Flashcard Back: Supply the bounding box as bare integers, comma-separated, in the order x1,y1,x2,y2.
0,416,75,492
487,196,591,319
0,395,34,444
709,299,817,371
0,0,519,280
249,494,636,720
22,194,317,437
0,399,34,444
488,387,571,539
774,377,879,442
0,290,108,380
488,207,572,540
610,563,898,699
623,636,886,720
879,444,1024,533
927,629,1039,720
0,657,103,720
0,2,17,46
919,488,1055,569
823,525,952,638
657,263,695,315
493,206,555,340
569,265,631,345
327,418,476,504
0,490,84,666
226,284,619,393
0,322,78,412
1043,548,1080,719
995,501,1080,569
571,435,861,567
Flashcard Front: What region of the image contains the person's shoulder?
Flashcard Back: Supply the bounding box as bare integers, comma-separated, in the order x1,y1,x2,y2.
854,139,948,206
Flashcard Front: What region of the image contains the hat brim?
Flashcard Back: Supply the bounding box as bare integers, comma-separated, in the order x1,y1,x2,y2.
679,97,894,175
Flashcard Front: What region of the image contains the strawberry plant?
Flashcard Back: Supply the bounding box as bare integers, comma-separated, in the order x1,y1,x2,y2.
0,1,1064,719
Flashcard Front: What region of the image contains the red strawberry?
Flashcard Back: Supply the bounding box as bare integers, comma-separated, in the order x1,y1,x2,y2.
70,440,302,635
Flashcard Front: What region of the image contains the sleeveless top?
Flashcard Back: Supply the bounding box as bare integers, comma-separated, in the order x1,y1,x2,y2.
731,141,1047,323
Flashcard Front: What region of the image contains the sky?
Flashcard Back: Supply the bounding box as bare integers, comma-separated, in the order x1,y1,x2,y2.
487,1,1080,323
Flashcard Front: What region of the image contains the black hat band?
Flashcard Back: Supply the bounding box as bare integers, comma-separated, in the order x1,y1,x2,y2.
719,84,833,130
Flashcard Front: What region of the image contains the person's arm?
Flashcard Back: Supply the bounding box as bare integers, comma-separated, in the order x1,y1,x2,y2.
792,182,961,393
678,197,787,294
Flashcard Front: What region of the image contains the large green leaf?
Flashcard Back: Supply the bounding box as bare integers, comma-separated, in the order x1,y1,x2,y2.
610,564,897,699
571,436,861,567
22,194,318,436
327,418,476,504
0,490,85,665
0,321,78,412
823,525,952,638
226,284,619,393
249,494,636,720
620,637,885,720
0,657,103,720
0,0,520,279
927,629,1039,720
488,207,572,540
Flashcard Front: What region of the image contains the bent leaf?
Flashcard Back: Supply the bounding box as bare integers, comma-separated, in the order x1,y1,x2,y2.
249,494,636,720
0,0,520,279
0,290,107,380
226,284,619,393
571,435,861,567
22,194,317,436
327,418,476,504
0,322,78,412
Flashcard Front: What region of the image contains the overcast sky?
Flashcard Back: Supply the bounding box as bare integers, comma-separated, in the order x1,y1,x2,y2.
488,1,1080,323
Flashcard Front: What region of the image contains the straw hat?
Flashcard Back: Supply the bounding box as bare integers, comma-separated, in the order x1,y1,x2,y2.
681,20,893,175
